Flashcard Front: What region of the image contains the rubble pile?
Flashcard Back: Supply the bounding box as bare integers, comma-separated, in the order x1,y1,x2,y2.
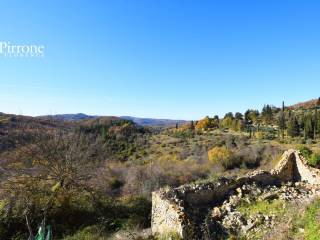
210,182,320,236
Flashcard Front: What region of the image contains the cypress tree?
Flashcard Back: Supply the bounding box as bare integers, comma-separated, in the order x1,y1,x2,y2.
304,113,313,139
190,120,195,130
287,114,300,137
279,101,286,139
314,98,320,139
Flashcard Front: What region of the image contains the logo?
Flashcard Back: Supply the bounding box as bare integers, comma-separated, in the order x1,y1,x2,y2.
0,41,45,58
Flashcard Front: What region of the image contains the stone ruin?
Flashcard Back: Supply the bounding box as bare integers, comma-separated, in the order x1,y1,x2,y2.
151,149,320,239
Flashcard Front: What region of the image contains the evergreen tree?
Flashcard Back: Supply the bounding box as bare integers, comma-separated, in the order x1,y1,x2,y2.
304,113,313,139
190,120,195,130
314,98,320,139
213,115,220,128
278,101,286,139
235,112,243,120
261,104,273,124
224,112,234,119
287,114,300,137
314,109,318,139
244,109,259,124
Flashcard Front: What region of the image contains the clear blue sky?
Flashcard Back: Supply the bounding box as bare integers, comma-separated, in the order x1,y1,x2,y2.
1,0,320,120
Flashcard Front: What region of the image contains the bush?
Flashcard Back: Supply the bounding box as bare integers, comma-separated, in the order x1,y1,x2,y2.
298,146,312,159
63,225,108,240
155,231,182,240
208,146,231,164
255,131,265,140
308,153,320,168
208,146,237,169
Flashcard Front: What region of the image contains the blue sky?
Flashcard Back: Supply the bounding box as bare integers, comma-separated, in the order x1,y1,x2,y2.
1,0,320,119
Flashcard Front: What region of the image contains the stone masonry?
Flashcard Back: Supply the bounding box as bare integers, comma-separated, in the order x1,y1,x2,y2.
151,149,320,239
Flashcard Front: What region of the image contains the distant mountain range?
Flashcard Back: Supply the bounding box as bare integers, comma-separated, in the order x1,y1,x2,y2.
120,116,187,127
39,113,98,121
38,113,187,127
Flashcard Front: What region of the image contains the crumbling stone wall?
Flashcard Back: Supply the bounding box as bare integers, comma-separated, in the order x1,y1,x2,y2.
293,151,320,184
151,190,190,237
151,149,320,239
271,149,320,184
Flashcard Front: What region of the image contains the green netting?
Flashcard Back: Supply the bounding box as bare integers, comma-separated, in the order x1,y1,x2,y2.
34,225,52,240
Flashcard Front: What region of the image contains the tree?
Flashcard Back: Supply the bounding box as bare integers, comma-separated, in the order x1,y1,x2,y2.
212,115,220,128
195,117,209,130
3,128,101,239
244,109,259,124
190,120,195,130
287,114,300,137
235,112,243,120
208,146,233,169
224,112,234,119
278,101,286,139
221,116,233,129
304,113,313,139
261,104,273,124
314,98,320,139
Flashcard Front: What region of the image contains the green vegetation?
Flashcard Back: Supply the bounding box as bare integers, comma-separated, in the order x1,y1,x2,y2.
158,233,182,240
238,199,285,218
309,153,320,167
297,146,320,167
291,199,320,240
62,226,109,240
298,145,313,159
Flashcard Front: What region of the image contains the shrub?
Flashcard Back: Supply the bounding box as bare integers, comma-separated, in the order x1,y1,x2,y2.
308,153,320,168
63,225,108,240
298,145,312,159
208,146,237,169
155,231,182,240
208,146,231,164
255,131,265,140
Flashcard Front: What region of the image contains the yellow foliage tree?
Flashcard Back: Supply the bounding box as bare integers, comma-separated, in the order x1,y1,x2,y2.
220,117,233,129
208,146,233,167
195,116,211,130
208,146,232,163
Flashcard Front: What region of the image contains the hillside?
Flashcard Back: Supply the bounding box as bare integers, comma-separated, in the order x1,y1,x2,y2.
289,98,320,110
121,116,187,127
39,113,98,121
38,113,187,127
3,98,320,239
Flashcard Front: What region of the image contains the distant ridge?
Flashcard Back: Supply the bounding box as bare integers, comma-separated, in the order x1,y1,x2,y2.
38,113,187,126
121,116,187,127
39,113,97,121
